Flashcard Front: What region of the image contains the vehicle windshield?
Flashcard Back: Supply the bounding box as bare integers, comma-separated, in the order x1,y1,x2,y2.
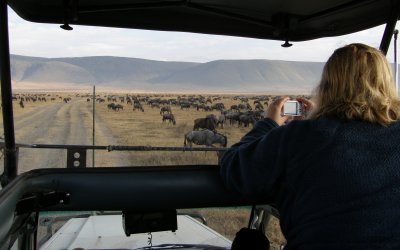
3,8,398,172
2,6,399,249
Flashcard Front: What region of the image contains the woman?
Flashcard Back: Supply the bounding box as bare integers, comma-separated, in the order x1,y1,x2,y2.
220,43,400,249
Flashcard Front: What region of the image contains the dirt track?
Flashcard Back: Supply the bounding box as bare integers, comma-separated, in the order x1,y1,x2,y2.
1,98,132,173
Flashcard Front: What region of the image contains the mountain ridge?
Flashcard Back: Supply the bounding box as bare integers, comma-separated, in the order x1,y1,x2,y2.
10,54,326,93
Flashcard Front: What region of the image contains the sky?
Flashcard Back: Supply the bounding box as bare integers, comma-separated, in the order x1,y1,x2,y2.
7,7,400,64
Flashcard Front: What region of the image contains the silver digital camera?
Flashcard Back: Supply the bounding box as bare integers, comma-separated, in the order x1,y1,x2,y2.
283,100,302,116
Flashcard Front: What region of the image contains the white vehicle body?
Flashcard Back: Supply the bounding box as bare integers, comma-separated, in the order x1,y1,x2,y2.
40,215,231,250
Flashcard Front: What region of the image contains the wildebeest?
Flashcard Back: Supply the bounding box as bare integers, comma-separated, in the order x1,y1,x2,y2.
180,103,191,110
150,102,160,109
197,104,211,111
160,106,172,115
133,102,144,112
107,103,115,110
193,117,217,131
224,111,241,126
108,103,123,111
19,100,24,108
211,103,225,111
184,130,227,148
216,114,225,128
230,104,239,111
255,103,264,111
238,103,252,110
162,113,176,125
239,114,256,127
113,104,123,111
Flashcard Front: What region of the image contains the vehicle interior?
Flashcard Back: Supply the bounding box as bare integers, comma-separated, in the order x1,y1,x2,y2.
0,0,399,249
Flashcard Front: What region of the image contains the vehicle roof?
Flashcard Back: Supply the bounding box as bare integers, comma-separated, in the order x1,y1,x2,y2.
8,0,400,42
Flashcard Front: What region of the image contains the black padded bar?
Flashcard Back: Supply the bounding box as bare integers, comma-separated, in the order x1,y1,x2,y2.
0,165,272,244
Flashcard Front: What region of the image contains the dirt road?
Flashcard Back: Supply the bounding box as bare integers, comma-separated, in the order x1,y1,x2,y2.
0,98,132,173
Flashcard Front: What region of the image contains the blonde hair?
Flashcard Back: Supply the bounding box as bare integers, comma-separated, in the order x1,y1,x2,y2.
309,43,400,126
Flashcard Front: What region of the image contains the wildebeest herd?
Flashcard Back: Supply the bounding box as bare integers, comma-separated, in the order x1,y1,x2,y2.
12,92,309,149
12,93,72,109
95,93,309,149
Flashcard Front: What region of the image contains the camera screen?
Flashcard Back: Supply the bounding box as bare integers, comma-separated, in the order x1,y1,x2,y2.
284,102,298,115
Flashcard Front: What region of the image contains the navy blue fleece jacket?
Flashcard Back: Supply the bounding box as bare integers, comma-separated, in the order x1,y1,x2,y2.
220,116,400,249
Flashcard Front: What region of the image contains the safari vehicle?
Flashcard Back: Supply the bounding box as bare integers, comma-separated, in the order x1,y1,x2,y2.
0,0,399,249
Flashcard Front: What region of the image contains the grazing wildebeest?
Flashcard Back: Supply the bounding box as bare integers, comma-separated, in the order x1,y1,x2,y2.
160,106,172,115
255,103,264,111
206,114,218,123
238,103,252,110
193,117,217,131
184,130,227,148
180,103,191,110
225,111,241,126
197,104,211,111
230,104,239,111
108,103,123,111
113,104,124,111
162,113,176,125
150,102,160,109
133,102,144,112
239,114,256,127
211,103,225,111
216,114,225,128
107,103,116,110
196,103,206,111
19,100,24,108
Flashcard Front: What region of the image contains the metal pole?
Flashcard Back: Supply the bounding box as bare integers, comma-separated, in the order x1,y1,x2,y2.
394,30,398,94
0,1,18,187
379,1,400,55
92,85,95,168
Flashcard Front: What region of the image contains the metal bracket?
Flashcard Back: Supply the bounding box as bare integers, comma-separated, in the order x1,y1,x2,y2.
60,0,79,30
16,191,70,215
67,148,87,168
249,204,280,230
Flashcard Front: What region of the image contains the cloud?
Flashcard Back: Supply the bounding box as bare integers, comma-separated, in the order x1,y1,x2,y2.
7,7,399,63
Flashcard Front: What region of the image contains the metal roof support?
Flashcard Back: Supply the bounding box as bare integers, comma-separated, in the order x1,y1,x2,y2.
379,0,400,55
0,2,18,187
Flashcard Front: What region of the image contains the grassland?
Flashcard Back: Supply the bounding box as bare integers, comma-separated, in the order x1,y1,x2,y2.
93,94,255,166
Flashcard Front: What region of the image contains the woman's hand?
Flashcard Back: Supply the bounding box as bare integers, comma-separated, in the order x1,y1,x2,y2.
265,96,290,126
297,97,315,117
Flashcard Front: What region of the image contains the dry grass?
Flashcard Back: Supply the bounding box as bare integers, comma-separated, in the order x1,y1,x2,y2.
180,207,286,249
181,207,250,239
93,95,254,165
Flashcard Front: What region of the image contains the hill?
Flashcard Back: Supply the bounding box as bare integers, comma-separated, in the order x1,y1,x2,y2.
10,54,324,93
